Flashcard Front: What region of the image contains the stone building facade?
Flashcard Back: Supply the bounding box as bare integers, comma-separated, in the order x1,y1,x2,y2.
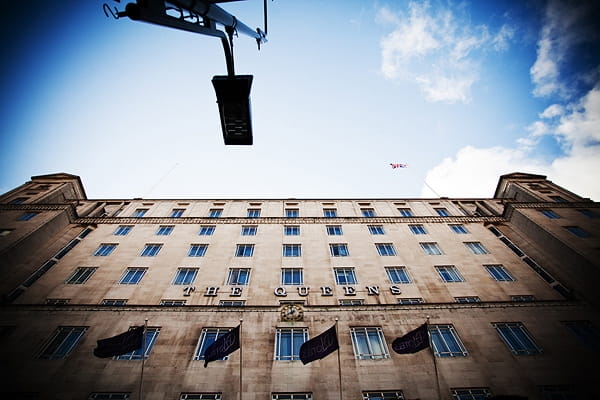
0,172,598,400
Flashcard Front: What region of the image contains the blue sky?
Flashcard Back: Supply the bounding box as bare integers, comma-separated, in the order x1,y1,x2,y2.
1,0,599,200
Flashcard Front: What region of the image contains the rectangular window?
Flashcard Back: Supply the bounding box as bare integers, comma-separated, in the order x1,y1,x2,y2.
272,394,312,400
17,212,38,221
329,243,349,257
362,391,404,400
173,268,199,285
398,208,413,217
327,225,343,235
511,295,535,302
340,299,365,305
539,209,560,219
116,327,160,360
0,229,13,237
241,225,257,236
429,324,467,357
368,225,385,235
180,394,221,400
114,225,133,236
227,268,250,285
65,267,96,284
420,242,443,255
564,226,591,237
562,320,600,350
281,268,303,285
38,326,87,359
235,244,254,257
102,299,128,306
284,225,300,236
170,208,185,218
361,208,376,217
409,224,427,234
434,208,450,216
194,328,234,361
334,267,357,285
578,209,599,218
485,265,514,281
141,244,162,257
274,328,309,361
464,242,489,255
538,386,577,400
89,393,131,399
450,388,491,400
156,225,174,236
188,244,208,257
449,224,468,234
285,208,299,218
46,298,70,305
398,298,424,304
550,195,567,202
350,327,390,360
323,208,337,218
219,301,245,307
455,296,481,303
283,244,301,257
94,243,117,256
247,209,261,218
199,225,215,236
160,300,186,306
208,209,222,218
435,266,464,282
9,197,27,204
119,268,147,284
385,267,411,284
132,209,148,218
494,322,541,355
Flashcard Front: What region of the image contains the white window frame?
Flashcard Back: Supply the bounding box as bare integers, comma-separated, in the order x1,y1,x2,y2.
350,327,390,360
274,328,309,361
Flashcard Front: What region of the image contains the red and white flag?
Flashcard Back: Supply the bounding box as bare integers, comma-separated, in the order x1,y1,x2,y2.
390,163,408,169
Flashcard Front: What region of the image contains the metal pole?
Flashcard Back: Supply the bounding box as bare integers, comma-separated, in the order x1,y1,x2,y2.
335,318,342,400
239,319,243,400
426,316,442,400
139,319,148,400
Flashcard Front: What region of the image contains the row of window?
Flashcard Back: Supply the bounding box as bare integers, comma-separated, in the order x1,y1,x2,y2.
39,320,599,362
65,264,516,286
93,241,491,258
538,210,594,237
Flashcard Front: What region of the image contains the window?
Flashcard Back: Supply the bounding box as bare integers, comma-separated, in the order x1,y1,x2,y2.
455,296,481,303
281,268,303,285
102,299,127,306
0,228,13,237
449,224,468,234
398,208,413,217
65,267,96,284
550,195,567,202
435,208,449,216
170,208,185,218
409,224,427,234
173,268,199,285
350,327,390,359
208,209,222,218
538,386,578,400
46,299,70,305
326,225,343,235
119,268,147,284
227,268,250,285
199,225,215,236
114,225,133,236
247,208,261,218
334,267,357,285
429,324,467,357
494,322,541,355
9,197,28,204
450,388,491,400
485,265,514,281
17,212,38,221
132,208,148,218
284,225,300,236
464,242,489,255
435,266,464,282
38,326,86,359
362,391,404,399
539,209,560,219
160,300,186,306
361,208,376,217
323,208,337,218
385,267,411,284
241,225,257,236
578,209,599,218
272,394,312,400
88,393,131,399
180,394,221,400
116,327,160,360
283,244,301,257
285,208,299,218
420,242,443,255
511,295,535,302
329,243,349,257
340,299,364,305
188,244,208,257
219,301,245,307
94,244,117,256
398,298,424,304
562,320,600,350
564,226,591,237
194,328,234,361
274,328,308,361
368,225,385,235
156,225,174,235
141,243,162,257
235,244,254,257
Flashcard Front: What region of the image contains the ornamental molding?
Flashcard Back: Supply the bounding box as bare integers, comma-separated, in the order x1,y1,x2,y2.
507,202,599,209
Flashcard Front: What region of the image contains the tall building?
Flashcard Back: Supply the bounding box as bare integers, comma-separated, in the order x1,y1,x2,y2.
0,172,598,400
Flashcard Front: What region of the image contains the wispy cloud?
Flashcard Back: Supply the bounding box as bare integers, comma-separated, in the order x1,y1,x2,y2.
378,2,513,103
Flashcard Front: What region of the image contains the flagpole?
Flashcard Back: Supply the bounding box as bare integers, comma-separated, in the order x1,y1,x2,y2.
239,319,243,400
335,318,342,400
426,316,442,400
139,318,148,400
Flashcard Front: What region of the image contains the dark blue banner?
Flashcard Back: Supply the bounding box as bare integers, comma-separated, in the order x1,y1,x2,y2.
299,325,339,365
94,326,144,358
204,325,240,367
392,323,429,354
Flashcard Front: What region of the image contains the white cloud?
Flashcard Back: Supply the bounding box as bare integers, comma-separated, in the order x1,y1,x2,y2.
378,2,512,103
539,104,564,119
